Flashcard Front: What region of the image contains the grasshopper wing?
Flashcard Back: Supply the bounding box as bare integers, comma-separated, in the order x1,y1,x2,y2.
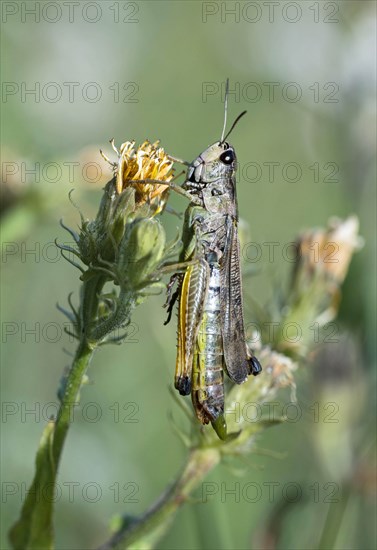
220,218,256,384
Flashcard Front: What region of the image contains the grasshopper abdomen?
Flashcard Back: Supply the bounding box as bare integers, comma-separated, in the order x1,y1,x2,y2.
191,262,227,438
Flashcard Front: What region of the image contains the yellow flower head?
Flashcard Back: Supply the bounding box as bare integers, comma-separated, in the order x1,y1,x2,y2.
101,139,174,214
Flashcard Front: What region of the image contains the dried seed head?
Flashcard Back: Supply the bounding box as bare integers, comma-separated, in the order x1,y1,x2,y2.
293,215,362,287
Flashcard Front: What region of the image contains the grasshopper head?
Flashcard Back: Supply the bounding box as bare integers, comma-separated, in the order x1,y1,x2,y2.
184,89,246,193
185,141,237,188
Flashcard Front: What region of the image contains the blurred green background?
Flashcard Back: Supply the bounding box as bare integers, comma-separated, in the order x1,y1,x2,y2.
1,1,376,549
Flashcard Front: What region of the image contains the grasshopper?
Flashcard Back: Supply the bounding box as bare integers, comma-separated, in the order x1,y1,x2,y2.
164,82,262,439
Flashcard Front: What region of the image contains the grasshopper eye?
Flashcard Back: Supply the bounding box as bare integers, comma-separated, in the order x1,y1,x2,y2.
219,150,234,165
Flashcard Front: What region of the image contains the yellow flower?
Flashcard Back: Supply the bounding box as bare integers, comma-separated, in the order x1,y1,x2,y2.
101,139,174,215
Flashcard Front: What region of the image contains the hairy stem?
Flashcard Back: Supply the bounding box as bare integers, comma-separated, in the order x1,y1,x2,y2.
52,338,94,466
53,276,105,465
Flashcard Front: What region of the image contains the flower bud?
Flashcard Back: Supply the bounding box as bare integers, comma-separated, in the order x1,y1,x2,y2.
119,217,166,289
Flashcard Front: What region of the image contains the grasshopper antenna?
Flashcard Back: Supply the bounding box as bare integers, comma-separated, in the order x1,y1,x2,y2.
221,109,247,144
220,79,247,145
220,78,230,143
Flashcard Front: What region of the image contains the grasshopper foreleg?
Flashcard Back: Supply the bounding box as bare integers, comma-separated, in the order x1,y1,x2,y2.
130,178,201,205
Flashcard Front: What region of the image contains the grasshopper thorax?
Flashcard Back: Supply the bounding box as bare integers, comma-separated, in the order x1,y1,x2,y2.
184,141,237,189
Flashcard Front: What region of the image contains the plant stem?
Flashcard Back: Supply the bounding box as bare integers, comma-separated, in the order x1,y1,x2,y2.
52,338,94,466
8,276,103,550
53,275,104,467
99,447,221,550
318,484,351,550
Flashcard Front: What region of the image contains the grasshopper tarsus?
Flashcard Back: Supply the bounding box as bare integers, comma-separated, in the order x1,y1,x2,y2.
249,356,262,376
163,312,173,326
